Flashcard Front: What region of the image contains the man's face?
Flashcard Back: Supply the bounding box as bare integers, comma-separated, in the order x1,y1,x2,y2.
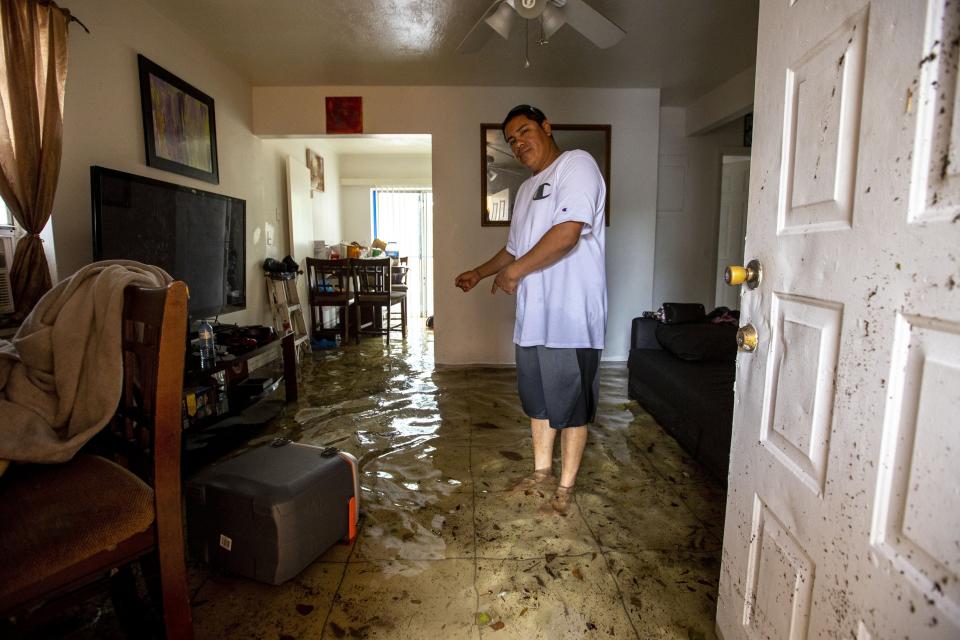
504,115,554,173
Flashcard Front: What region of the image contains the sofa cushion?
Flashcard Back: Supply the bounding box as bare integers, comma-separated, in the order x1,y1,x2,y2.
655,322,738,362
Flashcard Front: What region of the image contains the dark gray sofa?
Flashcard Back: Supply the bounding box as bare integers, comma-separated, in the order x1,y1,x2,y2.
627,313,737,484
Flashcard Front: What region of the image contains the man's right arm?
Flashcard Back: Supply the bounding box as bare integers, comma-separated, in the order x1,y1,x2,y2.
455,246,515,292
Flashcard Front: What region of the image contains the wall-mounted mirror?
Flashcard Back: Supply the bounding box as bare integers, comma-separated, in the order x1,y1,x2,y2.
481,123,611,227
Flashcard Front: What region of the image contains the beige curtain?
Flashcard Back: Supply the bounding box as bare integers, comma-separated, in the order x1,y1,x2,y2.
0,0,69,315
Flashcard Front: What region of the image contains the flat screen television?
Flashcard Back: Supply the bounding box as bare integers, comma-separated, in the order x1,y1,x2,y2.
91,166,245,319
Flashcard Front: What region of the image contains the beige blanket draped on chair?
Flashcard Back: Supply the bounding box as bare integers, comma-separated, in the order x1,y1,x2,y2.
0,260,171,464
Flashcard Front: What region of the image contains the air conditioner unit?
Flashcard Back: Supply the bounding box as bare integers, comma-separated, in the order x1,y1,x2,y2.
0,225,16,315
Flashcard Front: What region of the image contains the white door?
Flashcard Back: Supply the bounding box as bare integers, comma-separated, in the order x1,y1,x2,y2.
715,156,751,310
718,2,960,638
286,155,313,319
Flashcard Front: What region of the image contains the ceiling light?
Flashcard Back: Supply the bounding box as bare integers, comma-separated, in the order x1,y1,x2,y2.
484,2,515,40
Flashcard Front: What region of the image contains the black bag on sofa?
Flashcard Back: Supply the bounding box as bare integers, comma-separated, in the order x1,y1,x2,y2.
660,302,706,324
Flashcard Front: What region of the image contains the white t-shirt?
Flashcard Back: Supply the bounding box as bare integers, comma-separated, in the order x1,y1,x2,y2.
506,149,607,349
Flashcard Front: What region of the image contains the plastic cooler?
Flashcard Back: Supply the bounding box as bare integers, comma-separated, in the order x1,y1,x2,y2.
186,439,359,585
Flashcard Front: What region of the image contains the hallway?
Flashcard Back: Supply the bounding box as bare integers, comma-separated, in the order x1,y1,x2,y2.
190,329,726,639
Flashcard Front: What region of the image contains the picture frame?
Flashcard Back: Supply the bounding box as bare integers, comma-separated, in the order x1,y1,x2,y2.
137,54,219,184
480,123,611,227
306,148,325,193
325,96,363,134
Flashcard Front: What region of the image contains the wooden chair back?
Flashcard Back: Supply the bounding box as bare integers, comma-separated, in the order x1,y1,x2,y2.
352,258,392,300
391,256,409,291
305,258,354,342
306,258,353,302
351,259,407,344
0,281,193,638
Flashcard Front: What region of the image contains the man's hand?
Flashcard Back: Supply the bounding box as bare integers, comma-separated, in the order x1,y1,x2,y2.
455,269,481,292
492,264,520,295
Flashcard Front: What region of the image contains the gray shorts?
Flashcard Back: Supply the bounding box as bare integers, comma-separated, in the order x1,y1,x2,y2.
515,345,601,429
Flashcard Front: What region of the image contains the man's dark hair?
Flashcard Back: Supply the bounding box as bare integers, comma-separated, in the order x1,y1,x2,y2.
501,104,548,136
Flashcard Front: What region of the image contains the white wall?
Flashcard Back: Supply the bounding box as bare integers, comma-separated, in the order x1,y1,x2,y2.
654,108,748,309
262,139,343,249
254,86,659,365
339,153,432,244
56,0,284,327
685,66,756,136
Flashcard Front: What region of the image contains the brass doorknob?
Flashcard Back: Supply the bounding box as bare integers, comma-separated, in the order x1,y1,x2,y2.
725,259,763,290
737,324,759,352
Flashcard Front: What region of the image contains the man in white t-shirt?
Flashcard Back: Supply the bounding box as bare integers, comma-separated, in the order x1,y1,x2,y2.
455,105,606,515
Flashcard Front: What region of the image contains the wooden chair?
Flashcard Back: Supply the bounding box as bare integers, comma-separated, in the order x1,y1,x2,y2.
305,257,354,344
0,281,193,639
390,257,410,331
391,256,409,293
352,258,406,344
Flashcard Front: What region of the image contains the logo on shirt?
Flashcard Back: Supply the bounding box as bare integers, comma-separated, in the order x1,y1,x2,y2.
533,182,552,200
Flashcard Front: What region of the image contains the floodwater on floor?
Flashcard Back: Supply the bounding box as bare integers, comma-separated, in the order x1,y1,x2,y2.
27,326,727,640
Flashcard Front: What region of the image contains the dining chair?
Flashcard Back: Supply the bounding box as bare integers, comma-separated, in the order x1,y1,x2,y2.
390,257,410,331
351,258,406,344
305,257,354,345
0,281,193,638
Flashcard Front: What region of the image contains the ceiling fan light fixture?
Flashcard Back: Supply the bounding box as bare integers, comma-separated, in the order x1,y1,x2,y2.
541,4,565,40
484,3,515,40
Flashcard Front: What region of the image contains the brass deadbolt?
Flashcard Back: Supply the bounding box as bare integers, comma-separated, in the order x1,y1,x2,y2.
737,324,759,353
724,259,763,289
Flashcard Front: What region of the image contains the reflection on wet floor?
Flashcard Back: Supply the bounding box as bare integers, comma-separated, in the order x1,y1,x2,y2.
189,327,726,640
31,326,726,639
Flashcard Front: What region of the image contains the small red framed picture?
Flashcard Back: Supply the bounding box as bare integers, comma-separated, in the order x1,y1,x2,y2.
325,96,363,134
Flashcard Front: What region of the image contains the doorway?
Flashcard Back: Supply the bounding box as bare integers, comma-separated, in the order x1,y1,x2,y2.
714,152,751,310
371,188,434,321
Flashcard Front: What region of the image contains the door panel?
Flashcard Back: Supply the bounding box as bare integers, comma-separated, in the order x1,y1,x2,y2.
871,314,960,624
909,0,960,223
718,1,960,638
743,496,815,639
778,8,867,234
760,293,842,496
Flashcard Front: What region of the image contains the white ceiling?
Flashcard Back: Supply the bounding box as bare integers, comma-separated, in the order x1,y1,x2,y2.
142,0,759,106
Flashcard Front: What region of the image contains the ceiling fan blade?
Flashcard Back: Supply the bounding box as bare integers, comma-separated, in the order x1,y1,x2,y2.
484,2,516,40
541,4,566,40
456,0,506,53
559,0,625,49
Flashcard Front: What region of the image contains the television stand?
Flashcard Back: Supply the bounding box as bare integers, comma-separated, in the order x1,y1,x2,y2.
182,330,297,432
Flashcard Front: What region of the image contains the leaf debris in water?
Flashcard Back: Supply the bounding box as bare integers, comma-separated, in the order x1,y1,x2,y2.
499,450,523,461
476,612,491,625
475,422,499,429
572,567,584,581
490,620,506,631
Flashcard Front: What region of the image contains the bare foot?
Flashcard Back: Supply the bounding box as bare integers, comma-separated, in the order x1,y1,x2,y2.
547,485,575,516
508,468,556,493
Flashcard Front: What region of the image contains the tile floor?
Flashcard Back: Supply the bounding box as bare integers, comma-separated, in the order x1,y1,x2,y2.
28,326,727,640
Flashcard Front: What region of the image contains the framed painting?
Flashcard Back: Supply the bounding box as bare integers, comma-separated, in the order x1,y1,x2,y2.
325,96,363,134
480,123,611,227
138,54,219,184
306,148,324,193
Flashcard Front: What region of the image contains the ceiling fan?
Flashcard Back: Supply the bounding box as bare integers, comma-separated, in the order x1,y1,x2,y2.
457,0,626,55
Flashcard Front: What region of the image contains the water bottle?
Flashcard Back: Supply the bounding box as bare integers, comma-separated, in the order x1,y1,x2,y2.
198,320,216,368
